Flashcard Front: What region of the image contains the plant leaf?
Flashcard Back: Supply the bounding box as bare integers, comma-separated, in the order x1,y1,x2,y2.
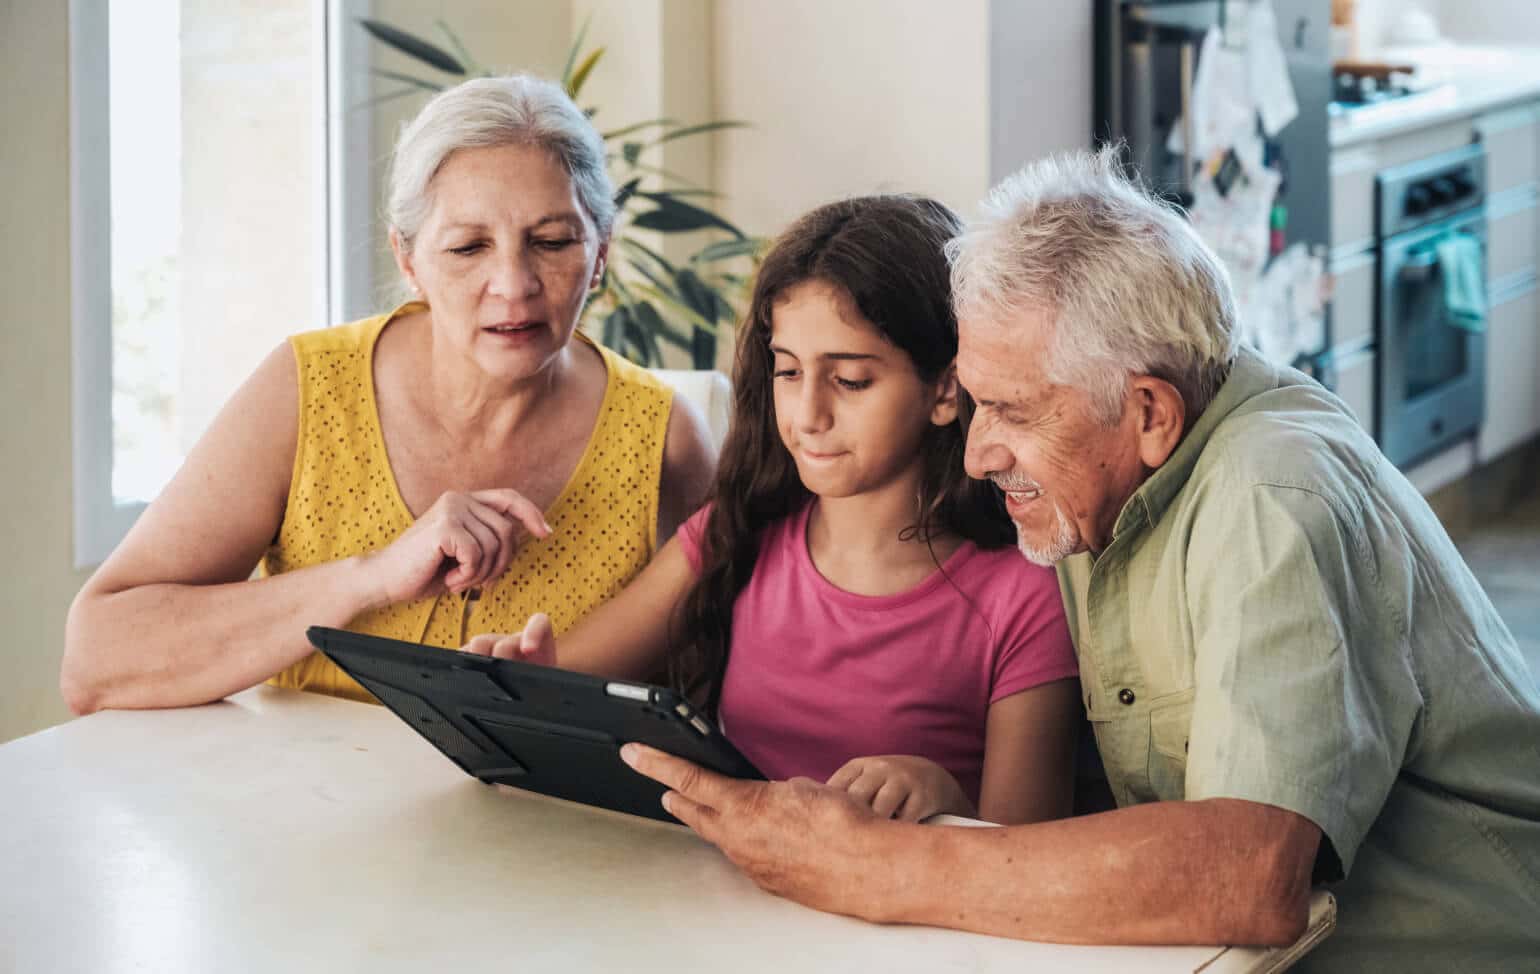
634,301,693,351
369,68,445,93
619,236,679,275
600,305,629,354
651,120,750,145
624,257,676,296
613,176,642,210
566,47,605,99
691,237,764,263
633,192,745,239
561,14,593,88
359,18,466,75
675,268,723,323
600,118,678,140
634,284,719,335
619,160,701,188
434,19,482,76
623,312,664,366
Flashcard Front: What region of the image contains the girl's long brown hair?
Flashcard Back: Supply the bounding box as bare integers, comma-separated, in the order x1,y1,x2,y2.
670,195,1015,718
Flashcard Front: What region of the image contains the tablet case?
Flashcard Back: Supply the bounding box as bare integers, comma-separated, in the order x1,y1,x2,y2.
307,626,763,823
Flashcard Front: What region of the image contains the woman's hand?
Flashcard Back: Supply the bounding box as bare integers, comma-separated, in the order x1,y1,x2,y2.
826,755,975,822
362,488,551,607
460,613,556,666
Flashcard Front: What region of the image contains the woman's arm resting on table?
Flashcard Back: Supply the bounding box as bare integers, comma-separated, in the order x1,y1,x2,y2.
62,342,325,713
977,677,1081,825
622,744,1321,948
62,343,548,714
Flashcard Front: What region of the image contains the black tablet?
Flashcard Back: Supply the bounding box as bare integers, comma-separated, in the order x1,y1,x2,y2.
306,626,763,823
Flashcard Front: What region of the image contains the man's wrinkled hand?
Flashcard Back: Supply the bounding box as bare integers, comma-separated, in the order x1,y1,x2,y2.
620,743,894,920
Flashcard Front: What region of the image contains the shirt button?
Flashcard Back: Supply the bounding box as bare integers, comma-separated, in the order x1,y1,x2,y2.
1118,688,1136,706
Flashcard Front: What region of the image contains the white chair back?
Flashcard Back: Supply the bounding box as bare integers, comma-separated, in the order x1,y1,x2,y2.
649,369,734,449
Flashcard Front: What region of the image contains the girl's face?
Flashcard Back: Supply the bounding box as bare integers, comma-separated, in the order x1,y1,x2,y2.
392,143,607,383
768,279,957,501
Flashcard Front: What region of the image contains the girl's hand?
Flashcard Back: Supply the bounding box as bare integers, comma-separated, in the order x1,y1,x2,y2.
361,489,551,607
826,754,974,822
460,613,556,667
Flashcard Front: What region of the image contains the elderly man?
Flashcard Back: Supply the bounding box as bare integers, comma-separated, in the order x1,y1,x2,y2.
622,148,1540,970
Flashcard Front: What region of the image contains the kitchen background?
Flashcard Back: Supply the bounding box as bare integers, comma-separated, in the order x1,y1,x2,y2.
3,0,1537,744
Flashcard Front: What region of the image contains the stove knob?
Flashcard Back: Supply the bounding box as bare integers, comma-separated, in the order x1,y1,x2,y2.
1430,177,1458,206
1449,172,1476,200
1405,184,1433,215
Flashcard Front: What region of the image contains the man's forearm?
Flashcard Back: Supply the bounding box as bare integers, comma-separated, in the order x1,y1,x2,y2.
871,798,1318,947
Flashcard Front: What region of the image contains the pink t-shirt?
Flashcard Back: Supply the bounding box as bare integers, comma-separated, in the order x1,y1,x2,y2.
678,502,1077,803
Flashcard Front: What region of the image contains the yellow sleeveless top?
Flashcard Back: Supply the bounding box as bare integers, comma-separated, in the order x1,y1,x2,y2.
261,304,674,702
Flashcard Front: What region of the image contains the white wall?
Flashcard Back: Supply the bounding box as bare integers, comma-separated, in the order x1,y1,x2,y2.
0,1,91,742
989,0,1094,184
711,0,1091,237
712,0,993,236
1348,0,1540,52
1432,0,1540,45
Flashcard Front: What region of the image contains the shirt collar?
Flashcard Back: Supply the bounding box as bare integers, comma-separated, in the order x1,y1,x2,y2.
1113,346,1282,538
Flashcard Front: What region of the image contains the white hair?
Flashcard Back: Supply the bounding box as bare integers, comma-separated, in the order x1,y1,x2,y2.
946,145,1238,424
386,74,616,249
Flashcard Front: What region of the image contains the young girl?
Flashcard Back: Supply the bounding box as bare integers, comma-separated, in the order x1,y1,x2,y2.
469,195,1080,825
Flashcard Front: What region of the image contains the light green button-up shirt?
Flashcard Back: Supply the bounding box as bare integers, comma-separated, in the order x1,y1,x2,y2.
1057,347,1540,971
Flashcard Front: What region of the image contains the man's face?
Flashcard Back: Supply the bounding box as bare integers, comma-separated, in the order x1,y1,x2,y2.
956,309,1150,564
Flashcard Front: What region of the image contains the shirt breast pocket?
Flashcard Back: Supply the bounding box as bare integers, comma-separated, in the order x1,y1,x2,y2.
1146,690,1195,801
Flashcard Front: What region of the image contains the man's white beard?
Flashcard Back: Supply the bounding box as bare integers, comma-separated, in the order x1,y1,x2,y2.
1016,502,1078,566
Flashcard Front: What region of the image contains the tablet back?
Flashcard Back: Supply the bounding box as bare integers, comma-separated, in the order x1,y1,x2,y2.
307,627,763,822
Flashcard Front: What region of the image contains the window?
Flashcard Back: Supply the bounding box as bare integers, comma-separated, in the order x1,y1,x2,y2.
70,0,333,566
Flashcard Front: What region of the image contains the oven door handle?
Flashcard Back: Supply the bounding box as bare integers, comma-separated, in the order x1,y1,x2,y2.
1398,248,1440,283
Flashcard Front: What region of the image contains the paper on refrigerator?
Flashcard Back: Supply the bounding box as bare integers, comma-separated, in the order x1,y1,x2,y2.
1238,243,1328,366
1248,0,1299,136
1188,146,1280,308
1166,26,1255,163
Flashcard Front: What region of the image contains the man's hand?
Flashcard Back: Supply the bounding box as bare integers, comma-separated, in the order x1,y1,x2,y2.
620,743,899,920
827,755,974,822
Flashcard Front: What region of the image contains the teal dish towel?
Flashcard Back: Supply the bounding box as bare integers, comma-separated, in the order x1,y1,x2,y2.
1435,232,1487,332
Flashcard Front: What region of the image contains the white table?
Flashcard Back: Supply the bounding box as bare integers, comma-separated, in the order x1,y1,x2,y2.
0,687,1331,972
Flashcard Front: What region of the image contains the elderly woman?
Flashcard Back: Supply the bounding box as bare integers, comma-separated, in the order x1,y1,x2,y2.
61,75,715,712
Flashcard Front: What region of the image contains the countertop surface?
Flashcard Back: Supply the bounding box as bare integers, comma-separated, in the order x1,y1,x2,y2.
1331,45,1540,147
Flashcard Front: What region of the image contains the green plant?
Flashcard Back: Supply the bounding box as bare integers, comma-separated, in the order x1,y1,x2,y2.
360,16,763,370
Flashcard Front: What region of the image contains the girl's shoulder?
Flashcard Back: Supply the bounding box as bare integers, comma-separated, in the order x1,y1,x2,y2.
952,541,1060,592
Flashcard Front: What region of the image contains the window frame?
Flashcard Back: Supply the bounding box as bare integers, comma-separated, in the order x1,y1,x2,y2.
68,0,347,568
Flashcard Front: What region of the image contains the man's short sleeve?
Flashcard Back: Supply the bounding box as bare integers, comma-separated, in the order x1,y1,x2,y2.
1184,481,1422,880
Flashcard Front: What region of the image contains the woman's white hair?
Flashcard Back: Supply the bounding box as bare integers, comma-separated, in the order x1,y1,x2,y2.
386,74,616,249
946,145,1238,424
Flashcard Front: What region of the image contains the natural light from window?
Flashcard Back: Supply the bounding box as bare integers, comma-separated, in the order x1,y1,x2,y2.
109,0,183,503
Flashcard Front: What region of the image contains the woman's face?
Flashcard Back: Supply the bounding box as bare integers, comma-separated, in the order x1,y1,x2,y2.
394,142,607,382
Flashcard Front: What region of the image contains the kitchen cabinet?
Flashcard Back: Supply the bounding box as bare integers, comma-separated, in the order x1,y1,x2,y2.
1475,105,1539,196
1326,96,1540,475
1330,250,1376,349
1478,277,1540,462
1334,346,1376,434
1486,187,1539,284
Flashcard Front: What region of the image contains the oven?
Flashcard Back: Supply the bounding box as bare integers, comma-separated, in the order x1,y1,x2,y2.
1375,143,1488,467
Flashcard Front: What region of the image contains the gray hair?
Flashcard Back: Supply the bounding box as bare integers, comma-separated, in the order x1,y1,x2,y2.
946,145,1238,424
386,74,616,249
